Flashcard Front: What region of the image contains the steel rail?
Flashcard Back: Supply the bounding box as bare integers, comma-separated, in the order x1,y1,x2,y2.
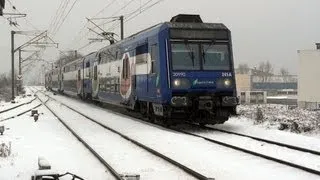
37,90,212,180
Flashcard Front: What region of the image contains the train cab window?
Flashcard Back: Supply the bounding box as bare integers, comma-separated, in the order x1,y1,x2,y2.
151,44,158,74
201,44,230,71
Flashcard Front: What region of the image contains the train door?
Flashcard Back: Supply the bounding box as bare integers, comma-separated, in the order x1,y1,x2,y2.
77,67,81,95
148,43,158,97
135,43,148,98
61,67,65,92
92,61,99,98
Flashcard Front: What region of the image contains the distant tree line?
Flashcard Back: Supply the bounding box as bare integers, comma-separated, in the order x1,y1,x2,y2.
54,51,84,67
0,73,13,102
237,61,292,82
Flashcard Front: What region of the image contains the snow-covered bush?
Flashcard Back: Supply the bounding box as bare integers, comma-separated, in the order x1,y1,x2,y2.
0,142,11,158
238,104,320,135
255,107,264,124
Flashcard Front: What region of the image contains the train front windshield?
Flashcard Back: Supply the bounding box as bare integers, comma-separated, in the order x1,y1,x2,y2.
171,42,231,71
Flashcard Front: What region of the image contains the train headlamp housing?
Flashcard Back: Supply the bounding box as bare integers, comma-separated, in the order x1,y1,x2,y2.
172,78,191,89
217,78,233,88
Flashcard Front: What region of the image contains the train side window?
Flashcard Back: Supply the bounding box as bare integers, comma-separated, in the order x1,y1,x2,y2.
86,62,90,77
122,58,126,79
136,44,148,64
94,66,98,80
151,44,158,74
78,70,81,81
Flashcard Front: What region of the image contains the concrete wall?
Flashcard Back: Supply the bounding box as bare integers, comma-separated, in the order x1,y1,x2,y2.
298,49,320,109
235,74,251,95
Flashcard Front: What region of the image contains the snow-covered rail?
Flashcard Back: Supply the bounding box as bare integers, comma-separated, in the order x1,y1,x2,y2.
36,90,211,180
33,87,320,179
36,93,125,180
195,124,320,156
0,97,37,114
0,99,43,122
175,126,320,176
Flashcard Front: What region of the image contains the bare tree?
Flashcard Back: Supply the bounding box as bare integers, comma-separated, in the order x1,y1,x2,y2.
280,67,290,82
237,63,250,74
256,61,274,82
55,51,83,66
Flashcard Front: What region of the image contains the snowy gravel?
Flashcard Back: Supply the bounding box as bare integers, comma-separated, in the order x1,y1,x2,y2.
42,94,197,180
0,106,112,180
40,89,320,180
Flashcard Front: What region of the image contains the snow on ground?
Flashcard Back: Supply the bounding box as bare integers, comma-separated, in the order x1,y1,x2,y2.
40,89,320,180
0,99,41,121
180,125,320,172
0,103,112,180
42,95,196,180
0,95,35,112
236,104,320,137
213,117,320,155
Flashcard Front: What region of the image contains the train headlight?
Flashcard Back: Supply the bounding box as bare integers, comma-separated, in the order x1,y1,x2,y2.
224,79,232,87
174,79,181,87
172,78,191,89
217,78,233,88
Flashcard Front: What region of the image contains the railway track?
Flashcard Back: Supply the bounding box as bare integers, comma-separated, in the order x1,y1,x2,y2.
35,89,212,180
174,125,320,176
36,88,320,177
193,123,320,156
35,91,124,180
0,97,37,114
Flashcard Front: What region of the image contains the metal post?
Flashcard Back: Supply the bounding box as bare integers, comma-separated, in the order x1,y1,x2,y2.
18,48,21,93
120,16,124,40
11,31,15,100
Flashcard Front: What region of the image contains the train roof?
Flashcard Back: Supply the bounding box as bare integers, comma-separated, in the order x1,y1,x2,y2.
98,22,229,54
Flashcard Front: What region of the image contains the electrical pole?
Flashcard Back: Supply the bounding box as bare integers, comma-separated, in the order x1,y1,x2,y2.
18,49,22,93
11,31,15,100
120,15,124,40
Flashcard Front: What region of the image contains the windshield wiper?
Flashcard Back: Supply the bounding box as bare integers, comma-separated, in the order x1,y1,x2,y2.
184,41,195,67
202,39,216,65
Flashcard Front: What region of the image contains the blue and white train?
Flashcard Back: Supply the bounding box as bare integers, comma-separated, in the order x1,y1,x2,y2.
45,14,238,125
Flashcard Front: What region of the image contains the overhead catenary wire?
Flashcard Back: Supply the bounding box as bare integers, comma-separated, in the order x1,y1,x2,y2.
51,0,76,36
48,0,67,33
103,0,164,34
69,0,118,49
50,0,72,34
71,0,138,50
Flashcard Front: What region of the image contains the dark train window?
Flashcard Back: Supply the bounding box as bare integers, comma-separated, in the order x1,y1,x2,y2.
122,57,129,79
98,53,102,64
78,70,81,80
136,43,148,64
94,66,98,80
151,44,158,74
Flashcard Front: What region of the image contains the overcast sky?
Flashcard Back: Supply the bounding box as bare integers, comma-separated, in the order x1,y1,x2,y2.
1,0,320,78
